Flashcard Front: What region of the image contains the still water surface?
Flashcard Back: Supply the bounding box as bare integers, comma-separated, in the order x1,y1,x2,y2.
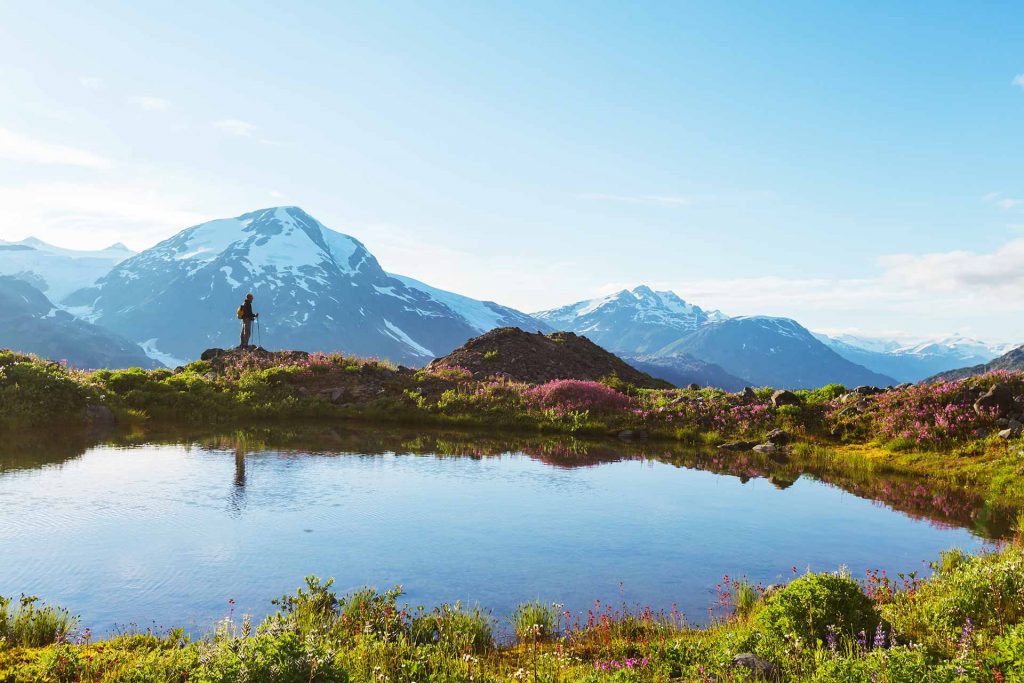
0,430,993,634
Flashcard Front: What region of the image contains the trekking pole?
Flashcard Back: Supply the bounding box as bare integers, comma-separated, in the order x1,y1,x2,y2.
256,318,262,349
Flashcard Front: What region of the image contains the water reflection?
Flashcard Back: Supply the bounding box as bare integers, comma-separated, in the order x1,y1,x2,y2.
0,423,1007,635
0,423,1018,539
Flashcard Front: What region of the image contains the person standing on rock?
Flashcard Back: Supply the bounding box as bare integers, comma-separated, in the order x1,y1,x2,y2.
238,293,259,349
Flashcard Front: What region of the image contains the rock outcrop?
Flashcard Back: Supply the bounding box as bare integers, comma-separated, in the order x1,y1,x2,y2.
427,327,672,389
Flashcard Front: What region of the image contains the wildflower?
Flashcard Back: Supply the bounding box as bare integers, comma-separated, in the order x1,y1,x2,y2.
873,622,887,649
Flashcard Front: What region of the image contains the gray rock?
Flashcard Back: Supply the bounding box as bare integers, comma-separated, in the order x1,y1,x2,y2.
854,385,883,396
753,443,779,454
200,348,226,361
687,383,701,391
1009,419,1023,431
997,418,1011,428
742,387,757,401
771,390,801,407
730,653,777,679
975,383,1017,418
999,427,1022,440
765,428,791,445
319,387,346,404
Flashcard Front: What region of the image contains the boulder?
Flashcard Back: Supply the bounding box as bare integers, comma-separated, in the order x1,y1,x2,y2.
687,383,701,391
771,390,801,407
742,387,757,401
765,428,791,445
319,387,347,404
200,348,226,361
753,443,779,454
999,427,1022,440
974,384,1017,418
730,653,777,679
854,385,883,396
718,441,757,451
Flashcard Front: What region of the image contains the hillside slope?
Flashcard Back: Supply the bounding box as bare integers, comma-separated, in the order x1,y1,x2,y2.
0,276,158,369
929,344,1024,381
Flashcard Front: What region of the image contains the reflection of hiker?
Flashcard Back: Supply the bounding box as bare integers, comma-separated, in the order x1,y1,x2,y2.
237,293,259,349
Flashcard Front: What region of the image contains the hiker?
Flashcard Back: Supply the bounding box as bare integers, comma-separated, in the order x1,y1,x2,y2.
237,293,259,349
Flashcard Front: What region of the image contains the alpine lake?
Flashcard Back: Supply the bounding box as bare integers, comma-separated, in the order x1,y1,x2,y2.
0,424,1013,637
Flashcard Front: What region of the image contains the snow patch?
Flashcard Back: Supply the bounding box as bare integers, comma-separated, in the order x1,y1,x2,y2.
382,319,434,357
140,339,187,368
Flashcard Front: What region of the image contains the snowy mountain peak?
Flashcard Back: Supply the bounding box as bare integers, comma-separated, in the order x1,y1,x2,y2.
62,207,545,367
533,285,723,354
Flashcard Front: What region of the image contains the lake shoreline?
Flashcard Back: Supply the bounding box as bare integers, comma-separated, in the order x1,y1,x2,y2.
2,541,1022,681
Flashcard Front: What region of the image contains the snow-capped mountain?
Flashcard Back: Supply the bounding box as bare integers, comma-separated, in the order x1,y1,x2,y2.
659,316,895,389
817,333,1006,383
63,207,547,366
0,276,157,369
534,286,727,354
0,237,134,300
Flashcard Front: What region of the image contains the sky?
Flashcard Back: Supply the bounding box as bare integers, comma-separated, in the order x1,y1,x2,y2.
1,1,1023,343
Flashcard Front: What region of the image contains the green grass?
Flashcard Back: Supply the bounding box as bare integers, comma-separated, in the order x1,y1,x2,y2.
3,542,1024,681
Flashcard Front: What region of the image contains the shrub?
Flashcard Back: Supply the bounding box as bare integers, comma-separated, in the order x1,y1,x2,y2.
524,380,632,416
755,572,878,647
883,544,1024,655
410,602,493,654
510,601,560,643
0,355,91,426
0,595,78,648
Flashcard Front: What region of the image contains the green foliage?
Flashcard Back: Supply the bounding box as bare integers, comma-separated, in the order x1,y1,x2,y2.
733,579,762,620
883,544,1024,655
756,572,879,647
510,601,560,643
0,353,91,426
410,603,493,654
799,384,847,406
0,595,77,648
482,350,498,361
599,372,640,397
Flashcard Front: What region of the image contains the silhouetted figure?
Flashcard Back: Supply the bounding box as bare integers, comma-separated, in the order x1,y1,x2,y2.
238,293,259,349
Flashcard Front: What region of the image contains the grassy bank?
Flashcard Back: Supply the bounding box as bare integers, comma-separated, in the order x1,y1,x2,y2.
2,541,1023,682
2,348,1023,506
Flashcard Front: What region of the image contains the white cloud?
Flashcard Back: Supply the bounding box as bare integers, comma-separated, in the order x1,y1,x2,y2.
983,192,1024,210
0,127,112,169
213,119,259,137
1013,74,1024,88
79,76,102,90
128,96,171,111
0,181,208,250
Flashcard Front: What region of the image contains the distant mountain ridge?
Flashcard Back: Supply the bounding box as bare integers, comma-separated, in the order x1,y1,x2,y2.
816,333,1005,383
659,316,895,389
0,276,157,369
928,344,1024,382
0,237,134,300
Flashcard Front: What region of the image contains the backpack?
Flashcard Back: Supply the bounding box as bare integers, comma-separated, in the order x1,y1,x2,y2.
236,305,245,320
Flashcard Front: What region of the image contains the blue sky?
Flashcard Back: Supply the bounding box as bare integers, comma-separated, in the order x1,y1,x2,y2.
1,1,1023,342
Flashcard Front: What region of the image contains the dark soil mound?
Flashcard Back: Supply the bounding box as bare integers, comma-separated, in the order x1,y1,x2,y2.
427,327,672,388
929,345,1024,382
